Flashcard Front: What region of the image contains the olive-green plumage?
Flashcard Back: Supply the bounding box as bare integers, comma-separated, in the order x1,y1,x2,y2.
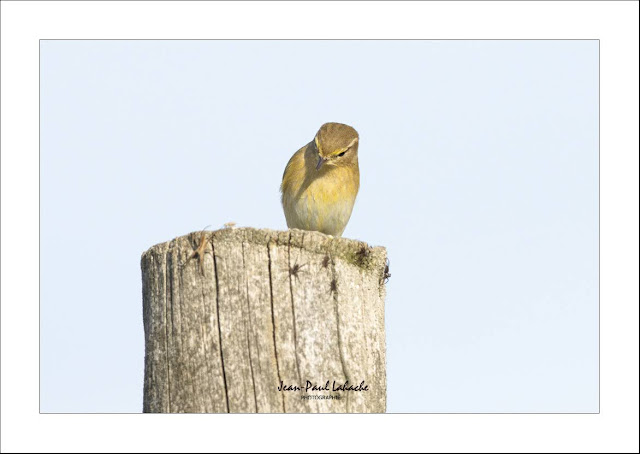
280,122,360,237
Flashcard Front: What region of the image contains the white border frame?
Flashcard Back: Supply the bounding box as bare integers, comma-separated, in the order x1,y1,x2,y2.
2,1,638,452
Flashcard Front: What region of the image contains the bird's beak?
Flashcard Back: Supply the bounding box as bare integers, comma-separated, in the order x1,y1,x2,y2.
316,156,325,171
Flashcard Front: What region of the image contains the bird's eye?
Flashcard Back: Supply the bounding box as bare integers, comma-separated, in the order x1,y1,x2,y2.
337,151,347,157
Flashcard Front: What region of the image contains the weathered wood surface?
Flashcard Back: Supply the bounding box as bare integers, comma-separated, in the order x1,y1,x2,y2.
141,227,387,413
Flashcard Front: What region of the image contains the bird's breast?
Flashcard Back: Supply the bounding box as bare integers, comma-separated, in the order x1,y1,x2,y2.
283,166,359,236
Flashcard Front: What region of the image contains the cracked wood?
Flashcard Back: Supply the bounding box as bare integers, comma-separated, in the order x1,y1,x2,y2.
141,227,387,413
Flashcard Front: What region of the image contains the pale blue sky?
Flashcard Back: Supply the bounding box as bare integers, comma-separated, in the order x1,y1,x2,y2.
40,40,598,413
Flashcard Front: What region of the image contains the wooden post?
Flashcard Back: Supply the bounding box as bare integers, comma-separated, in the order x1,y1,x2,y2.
141,227,387,413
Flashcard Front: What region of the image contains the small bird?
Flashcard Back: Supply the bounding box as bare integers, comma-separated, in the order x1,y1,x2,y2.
281,122,360,237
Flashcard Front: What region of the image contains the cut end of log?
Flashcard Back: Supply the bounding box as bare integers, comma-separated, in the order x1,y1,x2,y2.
141,227,387,413
143,227,387,277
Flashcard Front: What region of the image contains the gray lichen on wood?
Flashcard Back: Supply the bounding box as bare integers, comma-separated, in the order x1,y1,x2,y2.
141,227,387,413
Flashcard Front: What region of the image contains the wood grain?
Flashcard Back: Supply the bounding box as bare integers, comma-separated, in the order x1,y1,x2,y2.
141,227,387,413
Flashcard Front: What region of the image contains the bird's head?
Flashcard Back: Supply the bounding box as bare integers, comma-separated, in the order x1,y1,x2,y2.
313,122,359,171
